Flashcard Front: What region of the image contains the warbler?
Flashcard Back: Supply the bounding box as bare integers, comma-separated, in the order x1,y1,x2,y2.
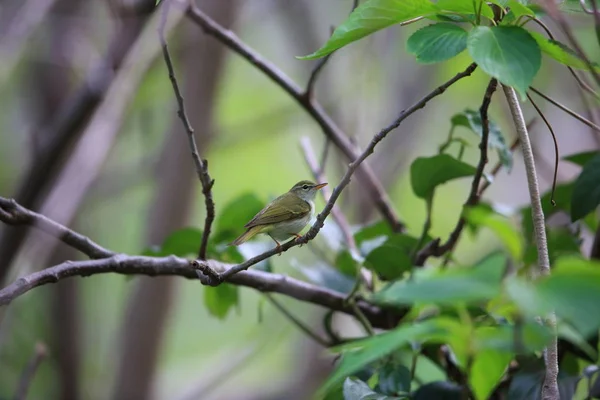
231,180,327,248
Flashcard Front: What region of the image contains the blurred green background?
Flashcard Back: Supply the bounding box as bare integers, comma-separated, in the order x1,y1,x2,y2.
0,0,598,399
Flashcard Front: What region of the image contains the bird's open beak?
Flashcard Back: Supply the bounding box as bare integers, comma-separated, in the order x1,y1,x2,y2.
314,183,328,190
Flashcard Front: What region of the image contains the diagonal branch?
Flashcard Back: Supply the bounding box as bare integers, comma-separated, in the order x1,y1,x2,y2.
202,63,478,283
415,78,498,266
14,342,48,400
185,3,404,232
158,0,215,260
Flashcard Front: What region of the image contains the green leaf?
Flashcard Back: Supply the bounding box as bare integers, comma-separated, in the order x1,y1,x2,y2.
529,31,599,71
343,377,403,400
410,154,477,199
505,0,535,19
451,109,513,171
213,193,264,243
364,235,418,281
204,284,239,319
563,150,599,167
412,381,463,400
161,227,203,257
299,0,437,60
464,206,523,260
376,364,411,395
406,23,468,64
467,26,541,99
436,0,495,19
372,252,506,306
336,250,361,277
319,320,443,395
470,349,512,400
571,153,600,221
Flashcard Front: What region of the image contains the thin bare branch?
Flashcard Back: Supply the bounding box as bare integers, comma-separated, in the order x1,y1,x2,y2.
209,63,478,283
14,342,48,400
264,293,330,347
186,3,405,232
530,87,600,133
158,0,215,260
415,79,498,266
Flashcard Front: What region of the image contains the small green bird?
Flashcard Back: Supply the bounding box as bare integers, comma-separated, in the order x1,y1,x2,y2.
231,180,327,249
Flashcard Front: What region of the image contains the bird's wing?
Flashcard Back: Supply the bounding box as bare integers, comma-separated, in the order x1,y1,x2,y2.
244,193,311,228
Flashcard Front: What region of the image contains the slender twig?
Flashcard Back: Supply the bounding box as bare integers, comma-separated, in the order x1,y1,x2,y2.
415,79,498,266
185,3,404,232
264,293,330,347
527,94,559,205
300,137,373,290
503,85,558,400
348,298,375,336
209,63,478,283
0,197,113,259
158,0,215,260
14,342,48,400
529,87,600,133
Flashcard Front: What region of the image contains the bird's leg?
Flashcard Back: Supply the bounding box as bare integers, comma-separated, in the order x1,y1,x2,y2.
289,233,303,247
269,235,283,255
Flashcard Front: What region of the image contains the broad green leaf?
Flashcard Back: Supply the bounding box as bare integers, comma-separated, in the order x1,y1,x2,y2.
410,154,477,199
563,150,599,167
504,0,535,20
354,221,394,247
537,257,600,337
412,381,463,400
372,252,506,306
343,377,403,400
474,322,550,354
470,349,512,400
319,320,443,395
571,153,600,221
451,109,513,171
376,364,411,395
406,23,468,64
213,193,264,243
204,284,238,319
299,0,437,60
436,0,495,19
529,31,599,71
467,26,541,99
465,206,523,260
160,227,203,257
336,250,361,277
364,234,419,280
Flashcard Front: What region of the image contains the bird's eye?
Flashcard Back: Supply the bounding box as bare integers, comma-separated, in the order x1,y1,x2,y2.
302,184,309,190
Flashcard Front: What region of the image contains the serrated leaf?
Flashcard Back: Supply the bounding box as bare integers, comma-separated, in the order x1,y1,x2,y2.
571,153,600,221
451,109,513,171
406,23,468,64
467,26,541,99
563,150,599,167
410,154,477,199
529,31,600,71
372,252,506,306
299,0,437,60
204,284,238,319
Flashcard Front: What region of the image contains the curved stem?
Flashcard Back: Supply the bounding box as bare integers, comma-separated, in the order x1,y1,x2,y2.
502,85,558,400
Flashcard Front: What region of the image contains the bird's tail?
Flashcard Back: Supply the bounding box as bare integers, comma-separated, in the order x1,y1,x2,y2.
230,226,265,246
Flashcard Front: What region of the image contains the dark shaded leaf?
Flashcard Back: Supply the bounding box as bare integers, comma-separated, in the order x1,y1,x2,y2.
571,153,600,221
467,26,541,99
365,245,412,281
406,23,468,64
412,381,463,400
563,150,599,167
410,154,477,199
376,364,411,395
343,377,404,400
204,284,238,319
